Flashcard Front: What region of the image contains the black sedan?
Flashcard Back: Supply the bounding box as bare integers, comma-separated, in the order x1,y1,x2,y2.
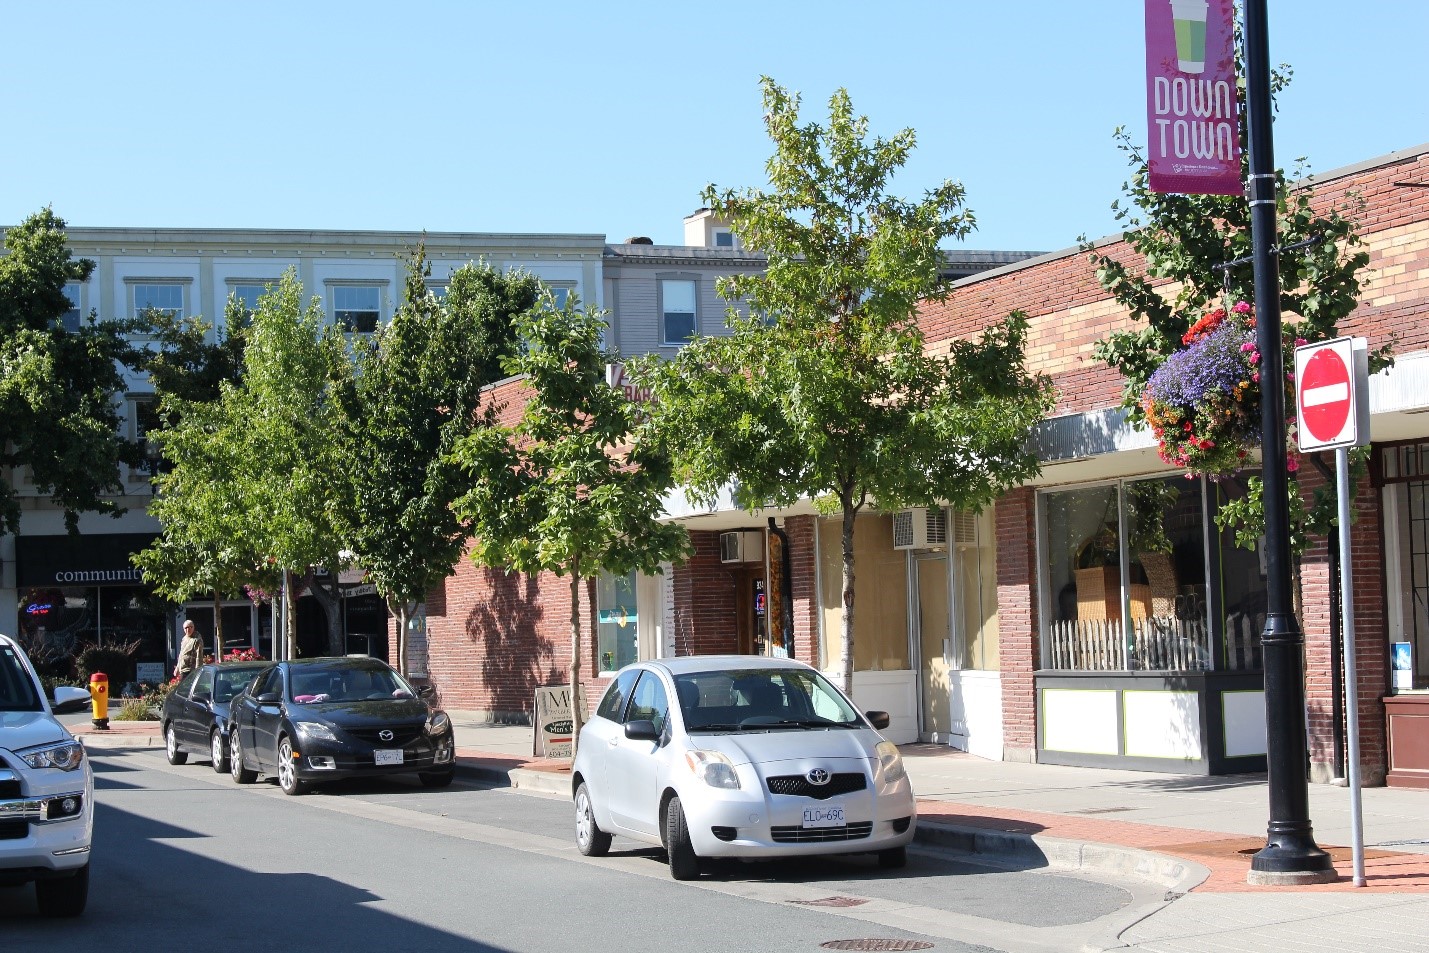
227,657,455,795
161,661,273,773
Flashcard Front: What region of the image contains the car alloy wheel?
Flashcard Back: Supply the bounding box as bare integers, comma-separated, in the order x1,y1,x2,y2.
165,724,188,765
210,730,229,774
230,731,256,784
277,737,307,796
574,782,612,857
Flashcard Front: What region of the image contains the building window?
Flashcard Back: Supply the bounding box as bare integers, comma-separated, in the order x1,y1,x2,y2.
228,281,275,317
543,283,574,309
659,278,697,345
61,282,84,332
331,285,382,333
596,570,639,673
713,229,736,248
131,282,186,318
1383,440,1429,691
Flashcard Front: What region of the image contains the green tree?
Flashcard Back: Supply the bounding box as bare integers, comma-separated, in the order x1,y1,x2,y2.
337,249,541,674
0,208,145,535
1083,57,1389,551
631,79,1054,693
449,295,690,755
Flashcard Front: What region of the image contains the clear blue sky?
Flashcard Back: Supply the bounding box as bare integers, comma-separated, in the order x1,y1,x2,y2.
3,1,1424,254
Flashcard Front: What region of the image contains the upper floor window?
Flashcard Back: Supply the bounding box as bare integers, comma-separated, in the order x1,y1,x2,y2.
230,283,270,314
331,285,382,333
547,285,572,309
659,278,697,346
61,282,84,332
713,229,736,248
131,281,186,317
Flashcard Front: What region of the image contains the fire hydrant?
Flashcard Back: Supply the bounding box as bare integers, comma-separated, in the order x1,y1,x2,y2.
90,672,109,730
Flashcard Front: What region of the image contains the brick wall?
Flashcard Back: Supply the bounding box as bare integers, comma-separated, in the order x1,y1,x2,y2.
786,515,821,667
995,488,1041,761
670,531,739,656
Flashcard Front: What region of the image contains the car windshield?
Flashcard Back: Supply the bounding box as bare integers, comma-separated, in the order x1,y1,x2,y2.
674,668,861,732
213,667,265,703
289,665,415,704
0,644,43,713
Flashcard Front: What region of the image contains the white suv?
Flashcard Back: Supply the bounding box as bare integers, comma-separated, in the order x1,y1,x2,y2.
0,633,93,917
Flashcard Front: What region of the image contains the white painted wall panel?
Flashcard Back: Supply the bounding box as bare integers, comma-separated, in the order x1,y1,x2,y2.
1042,688,1119,755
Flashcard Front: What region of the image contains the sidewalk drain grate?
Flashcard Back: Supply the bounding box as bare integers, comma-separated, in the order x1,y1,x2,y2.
820,942,933,951
790,896,870,908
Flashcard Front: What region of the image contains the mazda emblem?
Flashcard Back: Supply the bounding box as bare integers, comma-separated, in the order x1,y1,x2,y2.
379,729,394,742
806,768,830,786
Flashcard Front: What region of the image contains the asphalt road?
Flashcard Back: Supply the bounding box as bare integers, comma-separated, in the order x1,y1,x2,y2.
0,745,1165,953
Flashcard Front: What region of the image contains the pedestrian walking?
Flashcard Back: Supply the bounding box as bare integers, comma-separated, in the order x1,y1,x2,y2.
175,619,203,678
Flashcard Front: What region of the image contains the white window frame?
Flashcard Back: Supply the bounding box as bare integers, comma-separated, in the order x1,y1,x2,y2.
61,281,85,332
326,281,386,334
127,279,189,318
657,275,698,346
226,279,277,317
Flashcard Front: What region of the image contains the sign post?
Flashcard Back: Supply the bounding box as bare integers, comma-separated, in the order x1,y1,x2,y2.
1295,335,1371,887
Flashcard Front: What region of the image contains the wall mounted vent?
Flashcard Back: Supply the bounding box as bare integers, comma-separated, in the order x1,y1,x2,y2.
892,507,948,551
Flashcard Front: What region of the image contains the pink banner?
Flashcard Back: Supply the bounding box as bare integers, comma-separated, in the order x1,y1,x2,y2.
1145,0,1242,195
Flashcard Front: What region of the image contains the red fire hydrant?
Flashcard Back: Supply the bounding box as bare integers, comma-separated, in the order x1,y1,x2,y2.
90,672,109,730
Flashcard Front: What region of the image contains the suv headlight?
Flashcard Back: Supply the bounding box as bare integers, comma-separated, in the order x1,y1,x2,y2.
294,721,337,741
425,711,450,735
875,740,906,784
685,749,740,789
20,740,85,772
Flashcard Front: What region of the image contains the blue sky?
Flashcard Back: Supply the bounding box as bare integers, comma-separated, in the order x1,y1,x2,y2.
3,1,1424,253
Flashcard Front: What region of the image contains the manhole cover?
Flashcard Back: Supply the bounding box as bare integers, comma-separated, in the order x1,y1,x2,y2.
820,941,934,951
789,896,870,908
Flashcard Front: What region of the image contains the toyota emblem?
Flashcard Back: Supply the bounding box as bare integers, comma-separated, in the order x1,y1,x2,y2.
806,768,830,786
379,729,394,742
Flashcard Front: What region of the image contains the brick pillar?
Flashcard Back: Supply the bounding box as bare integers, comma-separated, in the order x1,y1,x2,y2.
996,488,1040,763
670,531,739,656
784,515,821,667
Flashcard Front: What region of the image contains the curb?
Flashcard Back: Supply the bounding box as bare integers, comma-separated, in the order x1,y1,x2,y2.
455,758,1210,894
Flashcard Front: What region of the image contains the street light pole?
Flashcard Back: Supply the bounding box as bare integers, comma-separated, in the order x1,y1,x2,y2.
1243,0,1336,885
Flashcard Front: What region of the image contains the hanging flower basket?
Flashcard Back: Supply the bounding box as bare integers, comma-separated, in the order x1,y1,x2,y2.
1141,302,1300,477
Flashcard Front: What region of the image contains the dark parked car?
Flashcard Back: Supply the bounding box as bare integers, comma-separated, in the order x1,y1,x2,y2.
161,662,272,773
228,657,455,795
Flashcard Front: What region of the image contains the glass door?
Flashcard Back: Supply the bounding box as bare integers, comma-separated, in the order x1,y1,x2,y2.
915,553,952,741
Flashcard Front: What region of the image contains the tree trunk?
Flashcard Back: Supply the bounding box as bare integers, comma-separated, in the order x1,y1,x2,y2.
569,564,584,762
284,569,297,660
840,507,857,697
302,569,346,658
212,591,225,661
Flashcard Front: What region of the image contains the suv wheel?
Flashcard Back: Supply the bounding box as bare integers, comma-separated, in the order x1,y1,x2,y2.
35,863,89,918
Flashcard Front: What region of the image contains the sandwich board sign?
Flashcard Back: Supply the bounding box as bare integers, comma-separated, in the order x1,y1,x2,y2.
533,685,578,759
1295,337,1370,452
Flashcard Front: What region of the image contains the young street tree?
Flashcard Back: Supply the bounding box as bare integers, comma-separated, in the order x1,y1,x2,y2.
0,208,145,536
449,295,690,756
631,78,1054,694
337,250,541,674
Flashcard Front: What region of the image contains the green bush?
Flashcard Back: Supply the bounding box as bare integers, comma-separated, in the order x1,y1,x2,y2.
75,639,143,687
113,697,159,721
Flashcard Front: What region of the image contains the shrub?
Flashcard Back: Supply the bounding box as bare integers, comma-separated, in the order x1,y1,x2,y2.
76,639,143,687
113,697,159,721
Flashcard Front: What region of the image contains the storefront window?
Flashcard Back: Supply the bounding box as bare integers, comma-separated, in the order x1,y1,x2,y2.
18,585,168,682
1042,478,1213,672
596,571,638,673
817,515,911,672
1383,441,1429,690
955,509,999,671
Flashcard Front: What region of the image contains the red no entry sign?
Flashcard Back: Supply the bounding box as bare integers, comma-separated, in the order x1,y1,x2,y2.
1295,337,1369,452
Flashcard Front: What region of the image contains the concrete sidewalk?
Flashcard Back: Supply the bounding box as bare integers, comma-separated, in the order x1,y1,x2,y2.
74,715,1429,951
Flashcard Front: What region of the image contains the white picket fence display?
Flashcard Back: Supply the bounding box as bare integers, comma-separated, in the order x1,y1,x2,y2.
1045,615,1240,672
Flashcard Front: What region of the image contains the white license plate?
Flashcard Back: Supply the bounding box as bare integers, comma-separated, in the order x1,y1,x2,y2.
374,749,404,766
801,804,845,828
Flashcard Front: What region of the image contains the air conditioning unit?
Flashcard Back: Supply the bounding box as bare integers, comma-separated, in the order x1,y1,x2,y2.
951,509,978,547
720,530,764,564
892,507,948,551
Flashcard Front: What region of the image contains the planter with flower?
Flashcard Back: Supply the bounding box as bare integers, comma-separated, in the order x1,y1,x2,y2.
1141,301,1304,477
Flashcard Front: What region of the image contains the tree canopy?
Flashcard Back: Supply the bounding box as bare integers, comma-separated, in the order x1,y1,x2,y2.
631,78,1054,692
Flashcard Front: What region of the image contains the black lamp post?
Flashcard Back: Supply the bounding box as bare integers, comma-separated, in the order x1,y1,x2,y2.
142,439,163,494
1243,0,1336,885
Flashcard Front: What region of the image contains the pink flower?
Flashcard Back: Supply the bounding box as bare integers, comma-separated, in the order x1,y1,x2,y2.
1252,372,1261,382
1240,342,1256,353
1295,337,1308,347
1249,352,1261,364
1232,301,1252,314
1287,456,1300,473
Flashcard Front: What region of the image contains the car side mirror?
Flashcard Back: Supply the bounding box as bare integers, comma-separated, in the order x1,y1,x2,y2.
52,685,91,713
256,691,282,706
624,719,660,742
865,710,890,730
416,685,435,699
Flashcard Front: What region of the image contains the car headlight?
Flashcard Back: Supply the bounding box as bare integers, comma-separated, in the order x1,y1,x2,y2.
875,740,906,784
685,749,740,789
19,740,85,772
294,721,337,741
425,711,450,735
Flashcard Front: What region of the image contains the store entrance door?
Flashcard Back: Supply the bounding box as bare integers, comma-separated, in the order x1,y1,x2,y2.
915,553,953,742
732,569,768,655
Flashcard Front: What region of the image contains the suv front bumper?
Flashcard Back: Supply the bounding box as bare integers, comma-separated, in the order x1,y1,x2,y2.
0,757,94,882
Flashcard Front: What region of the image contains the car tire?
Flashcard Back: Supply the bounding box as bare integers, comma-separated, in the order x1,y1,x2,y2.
877,846,907,869
418,770,455,789
276,737,307,796
35,863,88,918
210,730,229,774
164,724,188,765
230,731,257,784
664,795,700,880
574,782,612,857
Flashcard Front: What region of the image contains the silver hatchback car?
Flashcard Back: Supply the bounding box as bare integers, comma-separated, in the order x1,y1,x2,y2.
571,656,916,879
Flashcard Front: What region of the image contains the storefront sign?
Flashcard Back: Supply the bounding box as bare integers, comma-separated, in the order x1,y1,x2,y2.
1145,0,1242,195
15,533,159,587
533,685,579,759
606,363,653,404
